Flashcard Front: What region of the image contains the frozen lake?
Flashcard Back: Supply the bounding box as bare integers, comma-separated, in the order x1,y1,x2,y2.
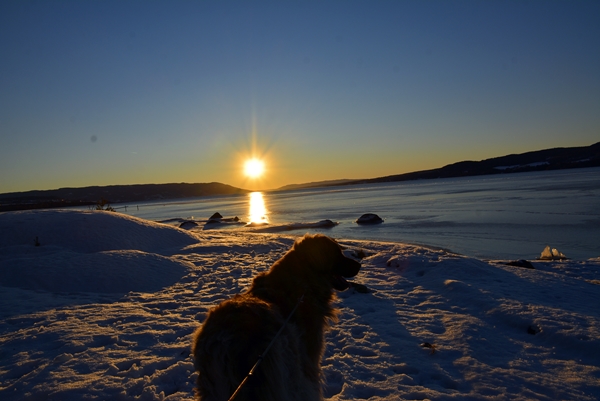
119,167,600,260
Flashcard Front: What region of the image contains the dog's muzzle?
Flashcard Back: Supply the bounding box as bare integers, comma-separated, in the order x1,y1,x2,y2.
331,257,361,291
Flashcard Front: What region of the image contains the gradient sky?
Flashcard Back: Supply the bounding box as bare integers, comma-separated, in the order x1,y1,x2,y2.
1,1,599,193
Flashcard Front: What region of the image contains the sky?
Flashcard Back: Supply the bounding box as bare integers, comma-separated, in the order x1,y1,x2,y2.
1,0,599,193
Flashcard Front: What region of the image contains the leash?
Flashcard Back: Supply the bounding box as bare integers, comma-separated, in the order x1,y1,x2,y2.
228,293,305,401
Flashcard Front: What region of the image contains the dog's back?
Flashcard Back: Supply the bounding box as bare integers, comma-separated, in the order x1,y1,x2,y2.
193,294,322,401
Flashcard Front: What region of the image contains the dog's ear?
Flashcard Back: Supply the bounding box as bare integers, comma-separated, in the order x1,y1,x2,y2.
293,234,335,257
293,233,318,246
292,233,312,253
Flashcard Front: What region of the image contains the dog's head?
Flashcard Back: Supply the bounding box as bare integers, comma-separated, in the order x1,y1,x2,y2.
291,234,361,291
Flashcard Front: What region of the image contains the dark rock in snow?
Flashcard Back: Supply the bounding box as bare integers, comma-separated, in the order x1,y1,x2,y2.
203,215,246,230
356,213,384,225
353,249,368,259
506,260,535,269
179,221,199,230
316,219,336,228
350,282,371,293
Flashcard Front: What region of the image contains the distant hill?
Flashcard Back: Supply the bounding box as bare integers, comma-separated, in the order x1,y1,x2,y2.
2,142,598,212
0,182,249,212
276,142,600,190
277,179,357,191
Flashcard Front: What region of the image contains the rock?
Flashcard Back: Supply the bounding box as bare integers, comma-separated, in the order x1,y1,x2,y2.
350,282,371,293
179,221,198,229
353,249,368,259
209,212,223,220
505,260,535,269
316,219,336,228
356,213,383,225
527,325,538,335
539,245,567,260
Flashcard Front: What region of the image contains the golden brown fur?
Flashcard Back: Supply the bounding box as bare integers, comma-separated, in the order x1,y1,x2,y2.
192,234,361,401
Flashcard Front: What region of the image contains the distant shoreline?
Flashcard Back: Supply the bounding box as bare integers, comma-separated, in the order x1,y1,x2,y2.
0,182,249,213
1,142,598,213
277,141,600,191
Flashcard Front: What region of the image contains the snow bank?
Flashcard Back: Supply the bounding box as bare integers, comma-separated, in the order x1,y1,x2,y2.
0,210,599,400
0,210,198,295
0,209,199,253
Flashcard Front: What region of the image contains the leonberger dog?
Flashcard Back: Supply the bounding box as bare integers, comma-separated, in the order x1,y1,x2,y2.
192,234,361,401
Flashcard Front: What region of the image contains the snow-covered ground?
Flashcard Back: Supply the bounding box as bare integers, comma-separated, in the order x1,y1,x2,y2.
1,210,599,400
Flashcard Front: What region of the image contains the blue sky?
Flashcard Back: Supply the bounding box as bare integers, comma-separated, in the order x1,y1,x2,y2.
1,1,599,193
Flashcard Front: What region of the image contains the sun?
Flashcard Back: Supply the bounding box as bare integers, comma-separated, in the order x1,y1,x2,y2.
244,158,265,178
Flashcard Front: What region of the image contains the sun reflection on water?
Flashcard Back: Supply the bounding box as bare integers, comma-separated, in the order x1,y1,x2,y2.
248,192,268,224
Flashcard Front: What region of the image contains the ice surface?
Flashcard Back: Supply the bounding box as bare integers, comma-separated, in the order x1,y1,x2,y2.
1,210,599,400
250,219,338,232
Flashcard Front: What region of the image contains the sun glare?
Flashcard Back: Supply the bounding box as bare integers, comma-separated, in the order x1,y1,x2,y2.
248,192,268,224
244,158,265,178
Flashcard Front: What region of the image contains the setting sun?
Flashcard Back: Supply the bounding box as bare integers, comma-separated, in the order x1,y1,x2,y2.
244,158,265,178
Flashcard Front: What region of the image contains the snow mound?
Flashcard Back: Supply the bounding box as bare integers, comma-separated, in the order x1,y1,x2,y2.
0,210,199,294
0,250,192,294
0,209,200,254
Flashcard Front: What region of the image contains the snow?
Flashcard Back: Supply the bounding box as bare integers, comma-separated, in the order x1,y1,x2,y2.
1,209,599,400
494,162,550,170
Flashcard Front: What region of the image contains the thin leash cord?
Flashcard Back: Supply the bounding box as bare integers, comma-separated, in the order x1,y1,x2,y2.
227,293,305,401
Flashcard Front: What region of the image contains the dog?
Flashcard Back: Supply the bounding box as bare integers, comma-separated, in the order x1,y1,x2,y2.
192,234,361,401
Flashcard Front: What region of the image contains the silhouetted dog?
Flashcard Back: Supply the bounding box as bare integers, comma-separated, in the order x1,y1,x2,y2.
192,234,361,401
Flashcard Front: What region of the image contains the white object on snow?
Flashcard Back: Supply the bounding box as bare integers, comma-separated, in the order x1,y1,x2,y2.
539,245,567,260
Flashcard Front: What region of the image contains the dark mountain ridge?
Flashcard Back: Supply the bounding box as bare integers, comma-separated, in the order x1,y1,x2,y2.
1,142,598,212
362,141,600,184
0,182,248,212
278,142,600,189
